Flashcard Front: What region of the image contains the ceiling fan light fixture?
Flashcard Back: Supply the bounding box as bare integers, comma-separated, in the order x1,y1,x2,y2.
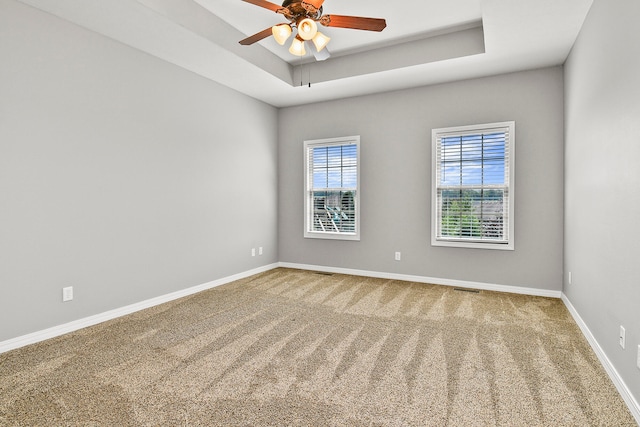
289,35,306,56
240,0,387,62
311,31,330,52
272,24,292,45
297,18,318,41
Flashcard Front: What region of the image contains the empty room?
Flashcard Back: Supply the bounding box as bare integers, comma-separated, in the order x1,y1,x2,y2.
1,0,639,425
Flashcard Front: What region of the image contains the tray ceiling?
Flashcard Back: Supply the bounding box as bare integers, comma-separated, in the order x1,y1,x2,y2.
16,0,593,107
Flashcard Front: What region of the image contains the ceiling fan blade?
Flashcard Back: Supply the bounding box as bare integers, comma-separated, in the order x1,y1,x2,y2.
239,27,274,45
306,42,330,61
241,0,283,13
320,15,387,32
304,0,325,8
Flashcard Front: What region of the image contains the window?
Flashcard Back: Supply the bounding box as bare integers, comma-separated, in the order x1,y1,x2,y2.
432,122,515,250
304,136,360,240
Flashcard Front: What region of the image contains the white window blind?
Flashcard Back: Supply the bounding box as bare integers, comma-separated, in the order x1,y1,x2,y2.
432,122,515,250
304,136,360,240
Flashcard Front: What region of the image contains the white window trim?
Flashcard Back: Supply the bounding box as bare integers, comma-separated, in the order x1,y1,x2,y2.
431,122,515,250
304,136,360,241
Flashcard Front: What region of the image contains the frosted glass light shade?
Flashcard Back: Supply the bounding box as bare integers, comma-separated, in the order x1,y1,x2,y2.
289,36,306,56
312,32,330,52
272,24,292,45
297,18,318,41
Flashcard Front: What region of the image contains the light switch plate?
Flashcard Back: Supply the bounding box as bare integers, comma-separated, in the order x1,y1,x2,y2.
62,286,73,302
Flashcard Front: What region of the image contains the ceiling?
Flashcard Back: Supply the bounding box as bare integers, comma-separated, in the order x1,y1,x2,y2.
17,0,593,107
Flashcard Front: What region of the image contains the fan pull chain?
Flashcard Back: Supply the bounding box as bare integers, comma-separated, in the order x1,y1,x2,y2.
297,55,312,88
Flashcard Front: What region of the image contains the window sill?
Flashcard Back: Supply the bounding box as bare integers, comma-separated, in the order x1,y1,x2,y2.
304,231,360,241
431,238,514,250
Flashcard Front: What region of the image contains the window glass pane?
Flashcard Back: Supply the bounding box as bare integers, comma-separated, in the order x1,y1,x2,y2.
311,191,356,233
478,191,505,239
327,169,342,188
313,170,327,188
461,135,482,161
441,164,461,186
342,166,357,188
312,147,327,167
461,160,482,186
483,160,504,185
342,144,357,166
327,146,342,167
440,190,481,238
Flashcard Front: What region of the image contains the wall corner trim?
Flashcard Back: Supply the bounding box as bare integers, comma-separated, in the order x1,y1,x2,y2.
0,263,280,355
561,293,640,424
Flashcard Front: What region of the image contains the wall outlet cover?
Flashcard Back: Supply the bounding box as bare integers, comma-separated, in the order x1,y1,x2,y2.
62,286,73,302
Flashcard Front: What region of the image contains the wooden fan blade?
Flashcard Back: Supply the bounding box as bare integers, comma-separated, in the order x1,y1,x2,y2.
239,27,273,45
304,0,325,8
320,15,386,32
241,0,283,13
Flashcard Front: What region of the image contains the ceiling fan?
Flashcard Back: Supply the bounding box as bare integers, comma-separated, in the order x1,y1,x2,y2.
239,0,387,61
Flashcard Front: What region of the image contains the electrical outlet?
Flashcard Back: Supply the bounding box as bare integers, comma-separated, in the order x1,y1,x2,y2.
395,252,401,261
637,345,640,370
251,248,256,257
62,286,73,302
619,326,626,349
568,271,572,285
259,247,263,255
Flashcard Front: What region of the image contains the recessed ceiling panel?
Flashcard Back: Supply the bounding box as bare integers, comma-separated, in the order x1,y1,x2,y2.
14,0,593,107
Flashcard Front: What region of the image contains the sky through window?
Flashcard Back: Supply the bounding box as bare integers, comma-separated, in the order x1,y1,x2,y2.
312,144,358,189
440,132,506,186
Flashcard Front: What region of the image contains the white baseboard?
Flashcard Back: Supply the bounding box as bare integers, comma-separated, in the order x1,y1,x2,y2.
0,263,279,355
561,294,640,425
278,262,562,298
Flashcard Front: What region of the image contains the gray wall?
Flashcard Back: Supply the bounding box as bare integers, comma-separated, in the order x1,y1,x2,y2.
564,0,640,404
0,0,278,341
279,67,564,292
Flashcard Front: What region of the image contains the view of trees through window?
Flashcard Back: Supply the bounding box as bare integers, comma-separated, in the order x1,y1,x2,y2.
440,189,505,239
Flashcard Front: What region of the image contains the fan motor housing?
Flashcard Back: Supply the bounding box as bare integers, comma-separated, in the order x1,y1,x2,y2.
281,1,322,21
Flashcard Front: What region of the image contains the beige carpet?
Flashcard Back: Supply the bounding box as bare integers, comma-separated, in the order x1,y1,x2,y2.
0,268,636,426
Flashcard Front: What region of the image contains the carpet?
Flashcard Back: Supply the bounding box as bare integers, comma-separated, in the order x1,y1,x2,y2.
0,268,636,426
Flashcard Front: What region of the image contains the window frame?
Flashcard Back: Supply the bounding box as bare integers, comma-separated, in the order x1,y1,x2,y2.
431,121,515,250
304,135,361,241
